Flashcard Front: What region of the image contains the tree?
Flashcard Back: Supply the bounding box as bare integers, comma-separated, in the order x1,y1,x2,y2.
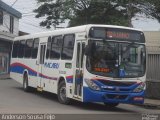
68,1,129,27
34,0,160,28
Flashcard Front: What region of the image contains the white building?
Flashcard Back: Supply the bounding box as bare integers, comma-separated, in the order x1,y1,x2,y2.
0,1,22,74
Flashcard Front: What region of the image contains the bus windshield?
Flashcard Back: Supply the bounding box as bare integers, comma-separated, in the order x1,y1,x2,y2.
86,40,146,78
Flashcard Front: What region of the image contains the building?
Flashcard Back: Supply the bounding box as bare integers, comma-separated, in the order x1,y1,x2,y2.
0,1,22,74
144,31,160,99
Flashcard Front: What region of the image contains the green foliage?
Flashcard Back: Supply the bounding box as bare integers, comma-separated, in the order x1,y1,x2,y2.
34,0,160,28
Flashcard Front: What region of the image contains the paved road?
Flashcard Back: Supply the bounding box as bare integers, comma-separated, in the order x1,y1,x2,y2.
0,79,160,120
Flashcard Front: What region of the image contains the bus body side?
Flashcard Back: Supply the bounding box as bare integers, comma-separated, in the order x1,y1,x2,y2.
10,26,88,102
10,24,146,105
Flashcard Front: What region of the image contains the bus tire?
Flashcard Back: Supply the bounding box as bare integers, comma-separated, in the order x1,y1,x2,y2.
104,103,119,108
23,73,32,92
58,81,71,104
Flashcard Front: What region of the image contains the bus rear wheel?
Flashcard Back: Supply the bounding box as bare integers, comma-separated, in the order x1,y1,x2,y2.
104,103,119,108
58,81,71,104
23,73,32,92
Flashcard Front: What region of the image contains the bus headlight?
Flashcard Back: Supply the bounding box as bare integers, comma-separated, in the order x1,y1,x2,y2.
133,82,146,93
85,79,100,91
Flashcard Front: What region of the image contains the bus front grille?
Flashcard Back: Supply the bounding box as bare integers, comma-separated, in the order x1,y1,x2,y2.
99,80,136,87
105,94,128,100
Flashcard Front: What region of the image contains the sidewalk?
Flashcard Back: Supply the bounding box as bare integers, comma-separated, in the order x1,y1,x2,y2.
145,98,160,106
135,98,160,109
0,74,10,80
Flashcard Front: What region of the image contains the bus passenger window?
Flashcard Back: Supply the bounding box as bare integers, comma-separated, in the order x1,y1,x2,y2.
76,43,80,68
32,38,39,59
50,36,62,59
46,37,52,59
61,34,75,60
18,40,25,58
12,41,20,58
24,39,33,58
81,43,85,68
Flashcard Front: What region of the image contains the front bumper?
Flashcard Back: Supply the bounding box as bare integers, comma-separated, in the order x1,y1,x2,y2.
83,87,145,104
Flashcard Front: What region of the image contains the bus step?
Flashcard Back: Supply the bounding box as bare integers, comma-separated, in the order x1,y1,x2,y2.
37,86,43,92
73,95,82,100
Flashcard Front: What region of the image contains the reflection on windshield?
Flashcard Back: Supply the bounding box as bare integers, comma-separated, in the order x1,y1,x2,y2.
86,40,146,78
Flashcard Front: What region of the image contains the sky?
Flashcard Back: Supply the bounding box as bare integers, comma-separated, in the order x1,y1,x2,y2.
2,0,160,33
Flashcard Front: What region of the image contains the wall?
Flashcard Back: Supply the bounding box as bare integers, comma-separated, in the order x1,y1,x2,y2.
0,11,19,36
0,10,20,74
144,31,160,99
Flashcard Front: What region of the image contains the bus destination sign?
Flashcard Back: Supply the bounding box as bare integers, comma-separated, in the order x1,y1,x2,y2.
89,27,145,43
107,31,130,39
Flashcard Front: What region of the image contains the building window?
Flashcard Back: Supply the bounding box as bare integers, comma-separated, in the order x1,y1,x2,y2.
10,16,14,33
0,10,3,25
12,41,20,58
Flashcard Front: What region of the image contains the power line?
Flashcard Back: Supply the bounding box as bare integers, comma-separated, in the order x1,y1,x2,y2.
11,0,18,7
22,21,48,30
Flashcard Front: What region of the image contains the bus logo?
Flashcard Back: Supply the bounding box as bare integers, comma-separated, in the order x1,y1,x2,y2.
44,62,59,69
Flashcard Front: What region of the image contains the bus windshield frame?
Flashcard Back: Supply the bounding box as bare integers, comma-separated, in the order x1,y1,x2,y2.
86,27,146,78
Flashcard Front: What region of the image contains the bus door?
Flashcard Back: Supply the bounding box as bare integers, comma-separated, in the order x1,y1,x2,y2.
74,41,86,98
37,43,46,90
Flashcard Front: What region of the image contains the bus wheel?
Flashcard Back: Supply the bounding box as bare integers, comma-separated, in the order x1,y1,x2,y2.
23,73,32,92
58,81,70,104
104,103,119,108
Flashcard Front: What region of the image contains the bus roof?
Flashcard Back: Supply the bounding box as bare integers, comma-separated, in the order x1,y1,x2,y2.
14,24,142,41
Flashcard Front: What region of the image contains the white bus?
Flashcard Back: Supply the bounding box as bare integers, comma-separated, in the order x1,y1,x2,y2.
10,24,146,107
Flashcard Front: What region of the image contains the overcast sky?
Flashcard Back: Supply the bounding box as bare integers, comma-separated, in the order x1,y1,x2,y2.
3,0,160,33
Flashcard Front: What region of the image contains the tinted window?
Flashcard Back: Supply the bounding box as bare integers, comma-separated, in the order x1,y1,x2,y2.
50,36,62,59
24,39,33,58
0,11,3,25
76,43,80,68
61,34,75,60
32,38,39,58
10,16,14,33
46,37,52,59
18,40,26,58
40,45,46,64
12,41,20,58
81,42,85,67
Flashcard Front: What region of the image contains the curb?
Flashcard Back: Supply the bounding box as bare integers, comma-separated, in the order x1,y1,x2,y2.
134,103,160,109
0,74,10,79
0,77,11,80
